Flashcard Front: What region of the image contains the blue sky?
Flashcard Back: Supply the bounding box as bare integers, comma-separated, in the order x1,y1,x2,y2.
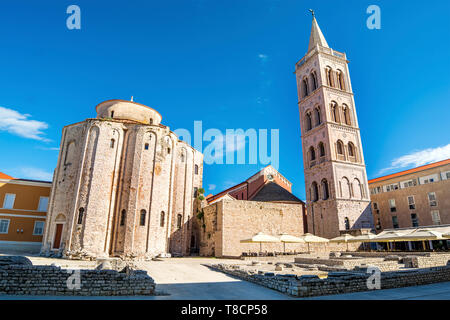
0,0,449,200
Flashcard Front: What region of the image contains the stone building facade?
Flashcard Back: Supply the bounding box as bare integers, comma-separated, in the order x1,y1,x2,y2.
41,99,203,259
369,159,450,232
295,16,373,238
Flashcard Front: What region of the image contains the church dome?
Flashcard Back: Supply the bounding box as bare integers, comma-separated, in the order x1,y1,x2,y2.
96,99,162,125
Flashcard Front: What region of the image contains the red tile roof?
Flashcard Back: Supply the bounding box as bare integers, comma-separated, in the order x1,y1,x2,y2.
368,159,450,184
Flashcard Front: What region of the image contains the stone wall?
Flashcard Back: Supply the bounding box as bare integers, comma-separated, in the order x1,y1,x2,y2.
0,264,155,296
294,256,401,272
403,253,450,269
209,263,450,297
199,199,309,258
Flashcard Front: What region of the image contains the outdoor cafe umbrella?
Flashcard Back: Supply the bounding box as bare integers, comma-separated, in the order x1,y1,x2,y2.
278,233,305,253
374,230,411,251
330,234,355,251
401,229,444,241
297,233,329,253
240,232,280,254
348,233,378,251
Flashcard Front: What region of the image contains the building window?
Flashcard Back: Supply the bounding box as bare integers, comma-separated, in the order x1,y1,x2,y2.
160,211,165,227
410,213,419,227
431,210,441,225
331,102,339,122
77,208,85,224
344,217,350,230
337,70,346,91
305,112,312,131
342,105,351,125
2,193,16,209
376,218,381,230
348,142,355,158
318,142,325,157
389,199,396,212
33,221,45,236
321,179,329,200
310,72,318,91
407,196,415,210
140,210,146,226
149,118,153,125
325,67,334,87
373,202,378,210
0,219,10,234
302,78,309,97
144,143,149,150
177,214,182,228
314,107,321,126
392,216,399,229
336,140,344,156
37,196,49,212
311,182,319,202
309,146,316,161
428,192,437,207
195,165,199,175
193,187,198,198
111,111,114,118
110,139,115,148
120,210,126,226
167,148,171,154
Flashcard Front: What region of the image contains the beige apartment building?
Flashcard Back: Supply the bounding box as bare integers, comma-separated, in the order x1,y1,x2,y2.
369,159,450,232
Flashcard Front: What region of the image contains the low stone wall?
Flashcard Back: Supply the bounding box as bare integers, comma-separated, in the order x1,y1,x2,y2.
0,265,156,296
294,257,400,271
403,254,450,269
208,263,450,297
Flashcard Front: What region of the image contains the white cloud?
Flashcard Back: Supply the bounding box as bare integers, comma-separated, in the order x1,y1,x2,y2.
19,167,53,181
0,106,50,141
208,184,216,191
378,143,450,176
258,53,268,61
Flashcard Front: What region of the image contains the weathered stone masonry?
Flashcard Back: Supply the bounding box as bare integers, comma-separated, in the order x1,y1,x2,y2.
0,264,155,296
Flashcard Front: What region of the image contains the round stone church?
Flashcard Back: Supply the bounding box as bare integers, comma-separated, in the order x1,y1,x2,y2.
41,99,203,259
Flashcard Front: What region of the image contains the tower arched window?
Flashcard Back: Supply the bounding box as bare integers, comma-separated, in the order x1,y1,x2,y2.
336,140,344,156
353,178,362,199
120,209,126,226
110,139,115,148
140,209,146,226
342,105,351,125
321,179,329,200
177,214,182,229
318,142,325,157
325,67,334,87
341,177,350,199
160,211,165,227
344,217,350,230
310,72,318,91
330,102,339,123
309,146,316,161
314,107,321,126
195,164,199,175
77,208,85,225
305,112,312,131
337,70,346,91
302,78,309,98
311,182,319,202
348,142,355,158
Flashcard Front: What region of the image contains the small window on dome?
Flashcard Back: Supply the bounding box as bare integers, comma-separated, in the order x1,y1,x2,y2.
111,111,114,118
144,143,149,150
149,118,153,125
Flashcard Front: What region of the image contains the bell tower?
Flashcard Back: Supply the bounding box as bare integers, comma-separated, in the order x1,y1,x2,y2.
295,13,373,238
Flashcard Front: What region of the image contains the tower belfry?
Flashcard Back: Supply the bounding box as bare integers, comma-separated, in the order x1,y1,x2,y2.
295,14,373,238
